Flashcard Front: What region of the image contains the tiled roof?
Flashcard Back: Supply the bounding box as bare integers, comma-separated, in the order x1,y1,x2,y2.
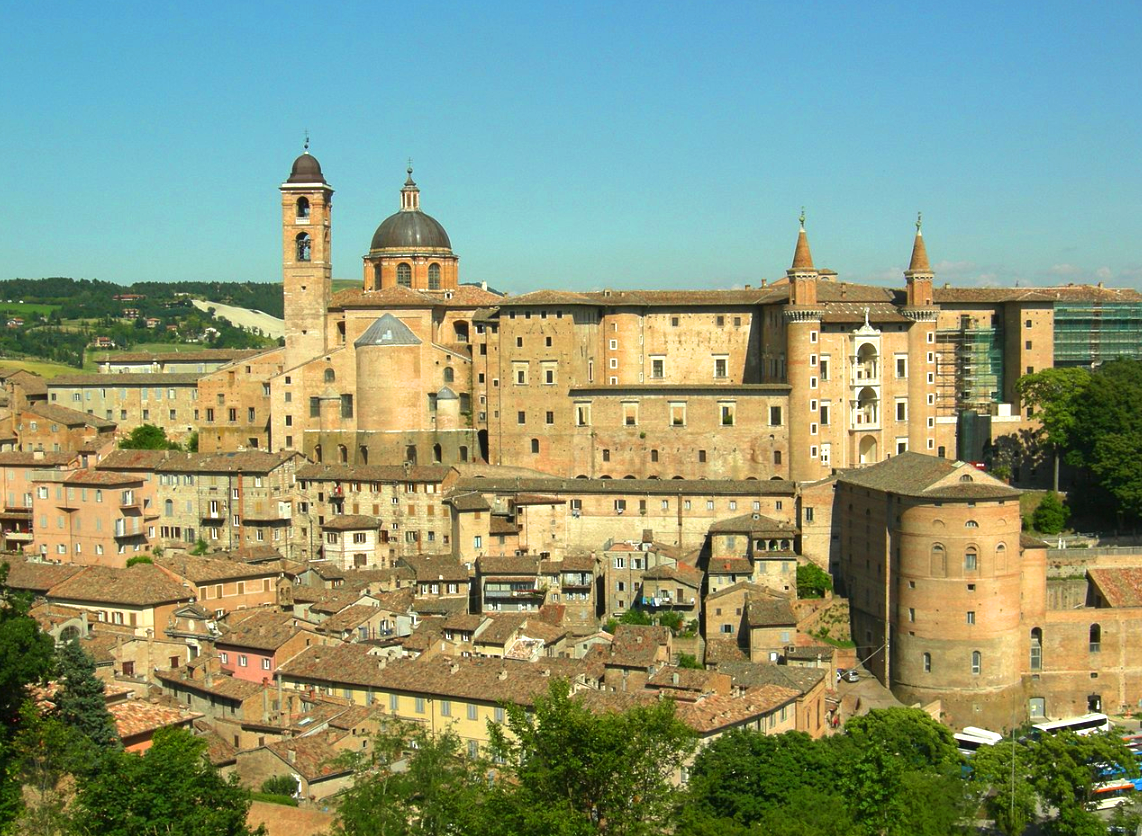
25,403,117,429
675,685,800,734
453,476,795,497
110,699,202,741
157,450,298,474
836,452,1019,499
1088,568,1142,608
501,288,785,308
278,644,388,688
374,655,596,707
703,638,750,666
708,512,798,536
4,559,84,593
0,451,73,467
446,491,491,512
48,373,205,386
156,555,277,584
641,563,702,587
442,613,485,632
400,554,469,582
265,735,351,783
490,516,520,535
474,613,527,646
318,604,385,633
321,514,379,531
411,597,470,617
717,660,827,694
747,594,797,628
48,564,194,607
354,313,422,348
156,669,266,701
707,558,753,576
216,611,305,652
646,665,726,693
95,449,173,470
64,469,143,486
295,463,450,483
606,625,670,669
477,554,541,576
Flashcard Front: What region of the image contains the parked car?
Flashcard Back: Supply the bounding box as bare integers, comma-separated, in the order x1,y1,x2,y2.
836,668,859,683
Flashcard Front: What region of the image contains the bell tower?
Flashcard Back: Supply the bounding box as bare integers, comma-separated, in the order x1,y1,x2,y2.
281,141,333,369
783,211,825,482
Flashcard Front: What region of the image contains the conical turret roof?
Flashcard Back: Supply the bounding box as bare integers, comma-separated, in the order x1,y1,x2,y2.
354,313,422,347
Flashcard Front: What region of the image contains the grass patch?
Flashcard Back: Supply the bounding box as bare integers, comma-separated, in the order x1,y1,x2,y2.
332,278,360,292
0,358,84,378
0,302,60,317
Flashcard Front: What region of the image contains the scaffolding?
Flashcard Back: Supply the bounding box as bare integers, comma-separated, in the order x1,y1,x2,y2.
1054,302,1142,367
935,316,1003,414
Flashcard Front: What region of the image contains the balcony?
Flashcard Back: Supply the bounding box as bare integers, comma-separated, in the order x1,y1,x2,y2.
3,531,33,542
485,582,545,599
201,508,225,521
560,574,593,589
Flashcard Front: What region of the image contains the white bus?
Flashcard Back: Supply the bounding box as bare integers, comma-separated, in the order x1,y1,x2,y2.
954,726,1003,756
1091,779,1136,810
1032,713,1111,738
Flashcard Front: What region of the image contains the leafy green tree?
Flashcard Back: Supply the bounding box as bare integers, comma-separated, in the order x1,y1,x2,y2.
677,653,703,670
125,554,153,567
70,727,261,836
618,608,653,627
0,562,55,830
840,708,959,772
118,424,180,450
53,639,121,768
1016,366,1092,491
970,737,1038,836
657,611,683,633
486,679,696,836
1069,359,1142,522
335,721,487,836
1032,491,1070,535
796,563,833,599
191,539,209,556
10,704,77,836
260,775,297,797
1029,730,1137,819
185,430,199,453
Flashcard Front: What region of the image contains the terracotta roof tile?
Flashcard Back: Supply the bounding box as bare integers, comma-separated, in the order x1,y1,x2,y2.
4,559,84,594
156,554,278,584
265,735,352,782
48,564,194,607
321,514,379,531
49,373,205,386
216,611,307,652
25,403,117,429
296,463,450,483
110,699,202,741
400,554,469,582
1088,568,1142,608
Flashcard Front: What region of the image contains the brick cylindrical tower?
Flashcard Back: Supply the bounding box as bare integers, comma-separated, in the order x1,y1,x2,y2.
903,215,939,455
784,217,825,482
354,314,423,432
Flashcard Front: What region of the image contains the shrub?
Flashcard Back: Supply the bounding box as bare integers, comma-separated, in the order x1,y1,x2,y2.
1033,492,1070,535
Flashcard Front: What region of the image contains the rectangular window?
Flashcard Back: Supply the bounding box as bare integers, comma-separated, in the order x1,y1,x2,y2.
309,397,320,418
341,395,354,418
467,703,478,721
895,400,907,421
669,402,686,427
819,402,830,425
440,700,451,717
650,356,665,379
513,363,528,385
622,401,638,426
720,402,735,426
819,356,829,380
967,611,976,625
415,697,426,714
575,402,591,427
769,405,783,426
895,357,907,378
713,356,728,379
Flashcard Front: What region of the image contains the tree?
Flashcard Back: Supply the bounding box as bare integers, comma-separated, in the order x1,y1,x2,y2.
797,563,833,599
335,722,488,836
970,737,1038,836
677,653,703,670
53,638,121,765
9,704,77,836
260,775,297,797
486,679,696,836
657,611,683,633
840,708,960,772
1016,366,1091,491
0,562,55,830
125,554,153,567
1032,491,1070,535
191,538,209,556
185,430,199,453
618,609,653,627
117,424,180,450
69,727,261,836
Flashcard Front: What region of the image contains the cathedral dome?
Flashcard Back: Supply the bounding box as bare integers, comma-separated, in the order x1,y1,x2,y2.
369,166,452,252
287,152,326,184
370,210,452,251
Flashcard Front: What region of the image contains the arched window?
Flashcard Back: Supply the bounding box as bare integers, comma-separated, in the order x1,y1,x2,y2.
965,520,979,528
959,474,974,482
359,446,368,465
324,368,335,384
432,444,442,464
373,263,382,290
995,542,1007,571
931,543,946,576
338,445,347,464
459,445,468,462
443,367,454,384
964,546,978,571
164,499,173,517
295,197,310,219
531,438,540,454
428,263,441,290
314,444,323,463
397,263,412,287
60,625,81,643
971,651,982,675
922,652,931,673
1030,627,1043,670
1090,624,1102,653
295,232,311,262
405,445,417,465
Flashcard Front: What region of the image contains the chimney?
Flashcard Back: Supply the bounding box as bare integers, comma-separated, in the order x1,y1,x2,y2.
498,669,507,681
450,663,460,674
744,284,751,290
287,749,296,764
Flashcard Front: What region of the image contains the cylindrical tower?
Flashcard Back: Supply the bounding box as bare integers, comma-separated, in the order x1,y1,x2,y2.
903,215,939,455
436,386,460,431
783,216,825,482
354,314,424,432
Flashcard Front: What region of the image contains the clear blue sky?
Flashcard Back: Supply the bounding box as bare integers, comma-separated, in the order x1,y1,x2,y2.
7,1,1141,294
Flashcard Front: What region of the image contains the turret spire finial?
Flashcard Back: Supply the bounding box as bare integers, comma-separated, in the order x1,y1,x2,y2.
303,130,309,154
799,207,806,229
916,210,922,234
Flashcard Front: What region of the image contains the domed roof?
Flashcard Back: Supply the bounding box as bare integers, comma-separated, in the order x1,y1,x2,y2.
287,152,326,184
370,211,452,251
